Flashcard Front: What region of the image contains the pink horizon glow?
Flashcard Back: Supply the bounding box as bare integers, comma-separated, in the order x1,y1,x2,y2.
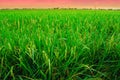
0,0,120,9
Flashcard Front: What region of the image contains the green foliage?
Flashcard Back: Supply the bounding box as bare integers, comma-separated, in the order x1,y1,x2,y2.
0,9,120,80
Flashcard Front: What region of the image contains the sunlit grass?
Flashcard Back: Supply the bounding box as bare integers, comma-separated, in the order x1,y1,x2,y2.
0,9,120,80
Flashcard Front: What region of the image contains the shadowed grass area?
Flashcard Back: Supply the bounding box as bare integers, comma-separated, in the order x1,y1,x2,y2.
0,9,120,80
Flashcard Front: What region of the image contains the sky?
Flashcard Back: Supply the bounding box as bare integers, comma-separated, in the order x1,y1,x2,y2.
0,0,120,9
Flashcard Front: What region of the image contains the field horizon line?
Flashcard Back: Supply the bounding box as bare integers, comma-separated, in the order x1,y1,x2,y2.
0,7,120,10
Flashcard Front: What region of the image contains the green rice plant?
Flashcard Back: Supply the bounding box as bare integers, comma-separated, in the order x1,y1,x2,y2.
0,9,120,80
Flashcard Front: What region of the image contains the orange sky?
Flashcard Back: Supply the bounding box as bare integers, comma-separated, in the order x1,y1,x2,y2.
0,0,120,9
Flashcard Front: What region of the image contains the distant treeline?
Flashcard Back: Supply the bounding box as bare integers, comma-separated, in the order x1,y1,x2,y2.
0,8,120,10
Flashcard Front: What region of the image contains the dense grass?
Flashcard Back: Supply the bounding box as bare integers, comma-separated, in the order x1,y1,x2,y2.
0,9,120,80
